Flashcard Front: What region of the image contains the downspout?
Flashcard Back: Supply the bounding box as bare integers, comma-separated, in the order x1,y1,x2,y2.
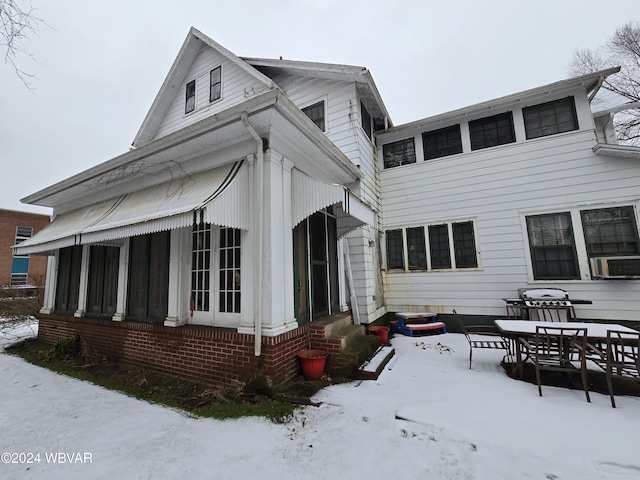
241,112,264,357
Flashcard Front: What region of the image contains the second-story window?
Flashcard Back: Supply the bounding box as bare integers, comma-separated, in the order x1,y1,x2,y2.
383,138,416,169
523,97,578,139
302,101,325,131
422,125,463,160
469,112,515,150
361,101,372,140
185,79,196,114
210,66,222,102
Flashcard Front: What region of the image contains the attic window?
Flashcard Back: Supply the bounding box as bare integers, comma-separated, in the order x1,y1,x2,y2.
185,79,196,114
302,101,325,131
210,66,221,102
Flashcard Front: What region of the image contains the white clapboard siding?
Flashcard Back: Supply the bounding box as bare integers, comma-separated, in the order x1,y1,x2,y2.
380,125,640,321
153,48,271,141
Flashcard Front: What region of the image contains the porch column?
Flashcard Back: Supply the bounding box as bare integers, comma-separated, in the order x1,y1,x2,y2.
39,254,57,314
238,153,257,334
74,244,90,317
165,228,189,327
112,239,129,321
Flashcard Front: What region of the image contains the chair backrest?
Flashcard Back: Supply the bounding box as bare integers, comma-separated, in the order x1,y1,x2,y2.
525,300,575,322
452,309,470,340
534,326,588,361
606,330,640,378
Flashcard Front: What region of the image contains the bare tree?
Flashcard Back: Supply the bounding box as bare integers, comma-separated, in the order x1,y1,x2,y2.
570,21,640,145
0,0,45,88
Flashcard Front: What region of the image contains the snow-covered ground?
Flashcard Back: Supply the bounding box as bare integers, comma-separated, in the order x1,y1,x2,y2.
1,318,639,480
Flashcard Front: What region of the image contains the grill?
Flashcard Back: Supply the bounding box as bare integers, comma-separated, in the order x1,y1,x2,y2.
515,288,574,321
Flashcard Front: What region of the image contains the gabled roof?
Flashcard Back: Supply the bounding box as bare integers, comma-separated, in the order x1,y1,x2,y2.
243,57,392,127
132,27,276,147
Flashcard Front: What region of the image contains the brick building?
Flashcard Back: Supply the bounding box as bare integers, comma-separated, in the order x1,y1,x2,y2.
0,208,51,287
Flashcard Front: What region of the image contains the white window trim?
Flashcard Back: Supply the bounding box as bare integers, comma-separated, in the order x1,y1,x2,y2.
300,96,329,133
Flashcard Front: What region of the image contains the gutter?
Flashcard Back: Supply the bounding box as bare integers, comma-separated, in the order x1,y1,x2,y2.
241,112,264,356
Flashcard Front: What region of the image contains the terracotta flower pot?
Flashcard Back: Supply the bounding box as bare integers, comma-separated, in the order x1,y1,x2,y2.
298,349,328,381
369,326,390,346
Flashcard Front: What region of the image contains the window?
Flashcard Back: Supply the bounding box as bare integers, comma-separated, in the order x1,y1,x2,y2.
422,125,463,160
191,222,211,313
55,245,83,313
523,97,578,139
185,79,196,114
15,226,33,245
452,221,478,268
302,101,325,131
361,101,372,140
219,228,241,313
209,66,221,102
407,227,427,270
127,231,170,321
86,245,119,317
428,224,452,269
383,138,416,169
526,213,579,280
469,112,515,150
386,229,404,270
581,207,639,257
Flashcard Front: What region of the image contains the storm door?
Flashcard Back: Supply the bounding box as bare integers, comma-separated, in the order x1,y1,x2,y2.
293,208,339,324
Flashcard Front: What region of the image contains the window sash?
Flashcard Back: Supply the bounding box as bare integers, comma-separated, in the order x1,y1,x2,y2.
428,224,452,269
209,66,221,102
185,79,196,114
383,138,416,169
422,125,463,160
469,112,515,150
386,229,404,270
361,101,372,140
219,228,241,313
526,213,579,280
452,221,478,268
302,101,325,131
523,97,578,139
581,206,639,257
407,227,426,270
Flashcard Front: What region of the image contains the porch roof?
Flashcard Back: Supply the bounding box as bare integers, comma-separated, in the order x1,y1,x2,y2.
14,161,247,255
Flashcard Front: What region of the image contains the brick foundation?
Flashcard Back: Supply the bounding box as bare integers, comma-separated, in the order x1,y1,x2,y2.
37,314,318,389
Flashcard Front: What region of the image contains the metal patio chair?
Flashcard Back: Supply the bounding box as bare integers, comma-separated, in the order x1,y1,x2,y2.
453,310,510,369
587,330,640,408
519,325,590,402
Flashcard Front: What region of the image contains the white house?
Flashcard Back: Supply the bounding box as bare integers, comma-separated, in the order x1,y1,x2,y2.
15,28,640,388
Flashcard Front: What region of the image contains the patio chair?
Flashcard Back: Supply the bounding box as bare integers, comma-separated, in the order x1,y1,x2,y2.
586,330,640,408
519,326,590,402
453,310,510,369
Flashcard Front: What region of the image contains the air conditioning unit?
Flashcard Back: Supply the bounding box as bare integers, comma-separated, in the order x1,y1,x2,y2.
590,256,640,279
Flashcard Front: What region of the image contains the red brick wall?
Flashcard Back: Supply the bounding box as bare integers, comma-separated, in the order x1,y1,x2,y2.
0,209,51,287
37,314,316,389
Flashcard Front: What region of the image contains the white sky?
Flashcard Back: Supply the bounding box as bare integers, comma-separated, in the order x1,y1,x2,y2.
1,0,638,214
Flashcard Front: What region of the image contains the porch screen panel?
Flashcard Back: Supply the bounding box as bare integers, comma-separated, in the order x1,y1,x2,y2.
87,245,119,316
148,231,170,319
55,245,82,313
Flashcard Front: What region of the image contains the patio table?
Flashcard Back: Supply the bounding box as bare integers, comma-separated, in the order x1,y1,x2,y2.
494,320,638,378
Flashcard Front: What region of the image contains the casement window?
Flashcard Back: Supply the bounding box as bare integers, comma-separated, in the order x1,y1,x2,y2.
86,245,119,317
386,221,478,271
209,66,222,102
422,125,463,160
127,231,170,321
383,138,416,169
581,207,639,257
361,101,372,140
55,245,83,313
185,79,196,114
469,112,515,150
302,101,325,131
523,97,578,139
526,213,579,280
219,227,241,313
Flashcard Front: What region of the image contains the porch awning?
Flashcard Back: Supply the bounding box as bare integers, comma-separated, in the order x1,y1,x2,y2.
291,169,375,238
15,161,248,255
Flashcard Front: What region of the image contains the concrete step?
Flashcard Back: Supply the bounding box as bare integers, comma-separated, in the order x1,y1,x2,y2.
356,346,395,380
309,312,353,338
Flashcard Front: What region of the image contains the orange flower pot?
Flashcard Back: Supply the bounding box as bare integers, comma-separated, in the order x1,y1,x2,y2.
298,349,328,381
369,326,390,346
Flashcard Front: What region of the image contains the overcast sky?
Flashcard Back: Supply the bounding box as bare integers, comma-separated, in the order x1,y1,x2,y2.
1,0,638,215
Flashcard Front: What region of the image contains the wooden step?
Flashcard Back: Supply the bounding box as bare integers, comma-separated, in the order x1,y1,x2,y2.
356,346,395,380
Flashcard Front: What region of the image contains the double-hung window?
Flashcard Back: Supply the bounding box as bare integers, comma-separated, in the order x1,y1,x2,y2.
302,101,325,131
383,138,416,169
185,79,196,114
469,112,515,150
209,66,222,102
526,213,579,280
523,97,578,139
422,125,463,160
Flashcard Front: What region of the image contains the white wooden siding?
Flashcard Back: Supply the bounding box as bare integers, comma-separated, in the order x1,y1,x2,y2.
153,47,271,141
380,121,640,321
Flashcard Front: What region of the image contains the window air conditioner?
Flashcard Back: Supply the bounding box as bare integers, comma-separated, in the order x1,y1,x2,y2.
589,256,640,279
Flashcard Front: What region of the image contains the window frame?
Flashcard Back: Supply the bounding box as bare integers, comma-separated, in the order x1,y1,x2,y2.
301,100,326,132
185,79,196,114
422,124,463,160
382,138,416,169
361,100,372,140
523,96,578,140
525,212,580,280
218,227,242,314
581,206,640,258
469,111,515,151
209,66,222,103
